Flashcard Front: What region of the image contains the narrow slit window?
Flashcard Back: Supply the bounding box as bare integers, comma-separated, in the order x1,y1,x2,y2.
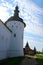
14,34,16,37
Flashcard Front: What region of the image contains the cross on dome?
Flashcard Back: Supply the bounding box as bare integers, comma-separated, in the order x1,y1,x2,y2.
14,5,19,17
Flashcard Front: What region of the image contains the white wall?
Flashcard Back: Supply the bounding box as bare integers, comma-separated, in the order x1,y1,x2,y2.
0,21,11,60
6,21,24,57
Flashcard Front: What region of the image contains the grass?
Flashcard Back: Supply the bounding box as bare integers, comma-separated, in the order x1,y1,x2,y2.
0,57,25,65
35,54,43,65
36,54,43,58
0,54,43,65
25,54,43,65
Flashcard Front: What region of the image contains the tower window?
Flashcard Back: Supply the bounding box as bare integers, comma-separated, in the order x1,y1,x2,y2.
14,34,16,37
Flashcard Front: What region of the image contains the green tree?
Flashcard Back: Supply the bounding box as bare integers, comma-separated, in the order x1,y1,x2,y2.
42,48,43,53
34,47,36,54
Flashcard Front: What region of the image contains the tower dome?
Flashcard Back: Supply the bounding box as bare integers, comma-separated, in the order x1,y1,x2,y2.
5,5,26,27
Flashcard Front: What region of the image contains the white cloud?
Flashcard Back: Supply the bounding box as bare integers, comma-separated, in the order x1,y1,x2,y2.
23,36,43,51
0,6,9,22
1,0,5,2
0,0,43,51
24,21,43,36
0,1,15,10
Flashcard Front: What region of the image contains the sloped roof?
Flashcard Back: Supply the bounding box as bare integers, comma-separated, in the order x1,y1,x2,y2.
0,19,12,32
25,42,34,51
25,42,30,49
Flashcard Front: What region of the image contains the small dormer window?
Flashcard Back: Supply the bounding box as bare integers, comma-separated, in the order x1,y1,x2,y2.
12,25,13,27
16,26,18,28
14,34,16,37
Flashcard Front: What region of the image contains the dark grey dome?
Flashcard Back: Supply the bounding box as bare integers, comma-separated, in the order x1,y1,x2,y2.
5,6,26,27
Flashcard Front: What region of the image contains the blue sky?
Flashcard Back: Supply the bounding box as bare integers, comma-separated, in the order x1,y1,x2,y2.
32,0,43,8
0,0,43,51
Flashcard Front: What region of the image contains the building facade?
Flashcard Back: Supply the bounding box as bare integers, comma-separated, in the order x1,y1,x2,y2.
0,6,26,60
0,20,11,60
23,42,34,55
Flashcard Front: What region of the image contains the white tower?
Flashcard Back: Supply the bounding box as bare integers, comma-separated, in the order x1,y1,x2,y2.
5,6,26,57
